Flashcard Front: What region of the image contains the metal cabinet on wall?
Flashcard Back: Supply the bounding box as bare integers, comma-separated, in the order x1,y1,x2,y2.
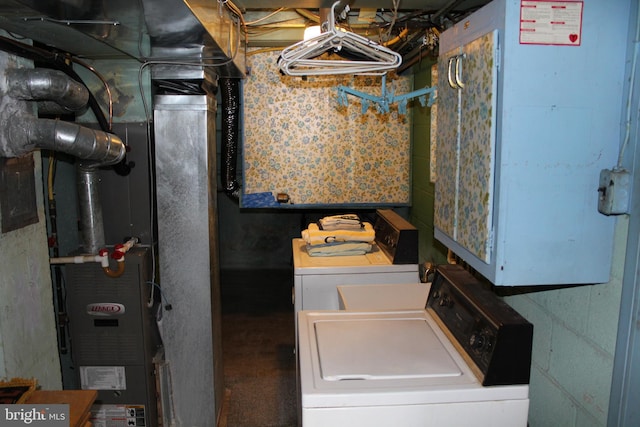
434,0,628,286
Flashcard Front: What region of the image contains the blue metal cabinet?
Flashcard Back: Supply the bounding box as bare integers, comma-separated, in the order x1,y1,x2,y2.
434,0,628,286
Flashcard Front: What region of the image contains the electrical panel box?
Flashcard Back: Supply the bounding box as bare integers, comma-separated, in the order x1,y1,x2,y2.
66,247,161,427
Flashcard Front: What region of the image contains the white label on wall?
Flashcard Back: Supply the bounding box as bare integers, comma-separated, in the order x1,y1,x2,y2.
519,0,583,46
80,366,127,390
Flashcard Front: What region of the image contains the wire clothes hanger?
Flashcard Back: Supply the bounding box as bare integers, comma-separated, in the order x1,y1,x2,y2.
277,1,402,76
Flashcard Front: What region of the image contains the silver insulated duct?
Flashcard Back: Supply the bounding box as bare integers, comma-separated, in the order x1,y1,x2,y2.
1,67,126,253
5,68,89,115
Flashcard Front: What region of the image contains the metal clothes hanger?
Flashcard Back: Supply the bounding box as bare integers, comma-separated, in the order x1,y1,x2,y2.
277,1,402,76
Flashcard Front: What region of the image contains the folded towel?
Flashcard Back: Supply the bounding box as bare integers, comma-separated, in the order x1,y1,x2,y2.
306,242,373,257
319,214,363,231
301,222,375,246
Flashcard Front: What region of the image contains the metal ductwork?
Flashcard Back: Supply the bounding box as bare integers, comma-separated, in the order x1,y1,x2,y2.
220,77,240,201
2,112,125,163
5,68,89,116
1,67,126,254
0,0,245,76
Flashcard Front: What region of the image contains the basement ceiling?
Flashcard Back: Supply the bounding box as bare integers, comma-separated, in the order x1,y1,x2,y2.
235,0,487,11
0,0,491,75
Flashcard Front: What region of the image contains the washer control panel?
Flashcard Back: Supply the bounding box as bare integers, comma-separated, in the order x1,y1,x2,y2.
427,264,533,386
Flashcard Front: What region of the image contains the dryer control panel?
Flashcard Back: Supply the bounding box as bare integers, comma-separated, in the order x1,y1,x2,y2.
373,209,418,264
427,264,533,386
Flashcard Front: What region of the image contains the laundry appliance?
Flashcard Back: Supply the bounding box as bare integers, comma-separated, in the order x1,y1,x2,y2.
292,209,420,313
297,264,533,427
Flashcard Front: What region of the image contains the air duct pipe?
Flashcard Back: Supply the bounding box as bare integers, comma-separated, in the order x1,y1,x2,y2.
1,68,126,254
76,165,106,254
2,113,125,162
220,77,241,201
5,68,89,115
1,113,125,253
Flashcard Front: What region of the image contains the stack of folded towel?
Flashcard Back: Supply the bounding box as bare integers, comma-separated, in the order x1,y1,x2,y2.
301,214,376,256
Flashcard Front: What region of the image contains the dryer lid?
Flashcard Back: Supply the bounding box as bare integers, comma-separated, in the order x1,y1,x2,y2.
315,318,462,381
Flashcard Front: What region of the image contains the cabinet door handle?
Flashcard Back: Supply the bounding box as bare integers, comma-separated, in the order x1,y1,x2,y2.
447,56,457,89
454,54,466,89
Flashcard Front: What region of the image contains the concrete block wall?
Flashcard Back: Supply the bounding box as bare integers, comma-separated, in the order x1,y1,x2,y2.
504,218,627,426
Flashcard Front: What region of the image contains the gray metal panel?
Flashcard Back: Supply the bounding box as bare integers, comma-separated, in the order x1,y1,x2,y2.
98,122,153,246
65,247,159,427
154,94,223,427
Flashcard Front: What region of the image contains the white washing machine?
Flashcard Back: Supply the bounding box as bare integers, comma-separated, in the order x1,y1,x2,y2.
297,264,533,427
292,238,419,312
292,209,420,313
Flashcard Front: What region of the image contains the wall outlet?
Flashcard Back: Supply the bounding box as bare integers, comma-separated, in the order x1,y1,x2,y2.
598,168,631,215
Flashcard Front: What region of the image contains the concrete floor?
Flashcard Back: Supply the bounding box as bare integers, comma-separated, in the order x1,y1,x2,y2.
221,269,297,427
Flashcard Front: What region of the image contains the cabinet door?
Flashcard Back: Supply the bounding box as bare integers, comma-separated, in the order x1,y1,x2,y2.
457,31,497,263
435,31,497,263
434,46,462,240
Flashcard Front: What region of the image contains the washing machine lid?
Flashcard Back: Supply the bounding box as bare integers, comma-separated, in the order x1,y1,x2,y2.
315,318,460,380
298,310,530,408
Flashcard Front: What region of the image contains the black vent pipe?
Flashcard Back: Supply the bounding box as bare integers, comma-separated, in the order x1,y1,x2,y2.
220,77,241,201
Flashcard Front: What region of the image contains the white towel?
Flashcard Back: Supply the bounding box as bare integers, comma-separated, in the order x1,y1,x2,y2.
301,222,375,246
306,242,373,257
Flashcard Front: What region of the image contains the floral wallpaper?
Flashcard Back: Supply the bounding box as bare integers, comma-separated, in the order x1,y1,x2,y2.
242,49,413,207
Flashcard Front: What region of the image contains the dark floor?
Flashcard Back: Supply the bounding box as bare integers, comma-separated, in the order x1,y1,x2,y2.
221,269,297,427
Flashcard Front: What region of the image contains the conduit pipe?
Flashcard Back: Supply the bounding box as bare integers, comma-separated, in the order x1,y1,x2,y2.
220,77,241,201
5,68,89,115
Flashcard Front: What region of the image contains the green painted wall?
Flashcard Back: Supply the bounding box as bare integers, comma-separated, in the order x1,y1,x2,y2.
410,59,448,267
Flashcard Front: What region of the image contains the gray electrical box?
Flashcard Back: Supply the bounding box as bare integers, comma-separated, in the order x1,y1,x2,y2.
598,168,631,215
66,247,161,427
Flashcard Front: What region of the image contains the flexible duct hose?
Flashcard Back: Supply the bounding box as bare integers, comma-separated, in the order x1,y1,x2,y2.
220,77,241,201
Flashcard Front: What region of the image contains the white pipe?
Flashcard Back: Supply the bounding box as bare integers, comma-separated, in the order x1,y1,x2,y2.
50,254,105,265
49,238,139,278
